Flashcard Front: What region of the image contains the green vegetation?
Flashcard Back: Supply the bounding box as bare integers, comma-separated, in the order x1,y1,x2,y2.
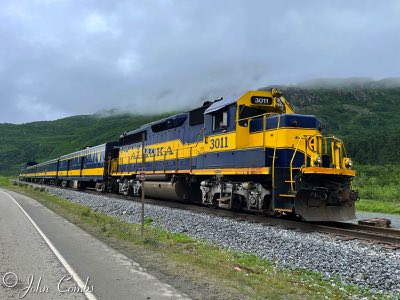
353,165,400,214
0,181,385,299
0,112,171,175
262,82,400,165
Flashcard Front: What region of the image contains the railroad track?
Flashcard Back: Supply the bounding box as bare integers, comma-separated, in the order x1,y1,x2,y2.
313,222,400,248
20,181,400,249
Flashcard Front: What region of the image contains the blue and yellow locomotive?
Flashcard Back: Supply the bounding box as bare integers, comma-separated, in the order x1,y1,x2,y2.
20,88,357,221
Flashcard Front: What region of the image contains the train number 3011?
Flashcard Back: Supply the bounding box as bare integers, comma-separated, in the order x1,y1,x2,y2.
209,137,229,149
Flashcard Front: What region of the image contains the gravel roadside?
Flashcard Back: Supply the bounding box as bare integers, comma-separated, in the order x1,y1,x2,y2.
29,185,400,297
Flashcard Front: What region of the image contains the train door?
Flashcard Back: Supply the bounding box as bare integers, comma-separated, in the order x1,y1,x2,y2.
80,156,85,177
56,159,60,179
66,159,71,177
236,104,250,148
236,104,267,149
177,122,186,171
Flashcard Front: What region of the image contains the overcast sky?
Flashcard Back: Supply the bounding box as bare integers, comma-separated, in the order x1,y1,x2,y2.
0,0,399,123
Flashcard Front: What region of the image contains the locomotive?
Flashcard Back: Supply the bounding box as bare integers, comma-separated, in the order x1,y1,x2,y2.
20,88,357,221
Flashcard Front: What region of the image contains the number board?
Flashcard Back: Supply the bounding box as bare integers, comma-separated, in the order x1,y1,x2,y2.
209,136,229,150
250,96,273,105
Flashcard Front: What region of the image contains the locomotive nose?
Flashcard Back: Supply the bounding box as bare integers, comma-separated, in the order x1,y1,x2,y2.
294,185,357,222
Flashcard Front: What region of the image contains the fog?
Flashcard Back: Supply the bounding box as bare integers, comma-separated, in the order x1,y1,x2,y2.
0,0,399,123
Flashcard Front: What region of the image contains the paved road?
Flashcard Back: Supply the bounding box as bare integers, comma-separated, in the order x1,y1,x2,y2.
0,189,189,300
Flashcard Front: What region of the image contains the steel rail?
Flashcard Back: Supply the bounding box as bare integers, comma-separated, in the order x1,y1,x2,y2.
18,181,400,249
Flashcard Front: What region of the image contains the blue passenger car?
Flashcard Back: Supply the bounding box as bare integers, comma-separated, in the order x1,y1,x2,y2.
56,142,118,189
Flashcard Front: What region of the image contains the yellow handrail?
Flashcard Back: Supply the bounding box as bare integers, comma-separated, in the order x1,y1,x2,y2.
237,112,279,128
289,137,304,192
289,135,346,186
271,114,281,205
262,115,266,149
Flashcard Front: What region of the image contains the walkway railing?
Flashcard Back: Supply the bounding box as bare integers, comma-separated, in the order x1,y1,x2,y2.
289,135,347,192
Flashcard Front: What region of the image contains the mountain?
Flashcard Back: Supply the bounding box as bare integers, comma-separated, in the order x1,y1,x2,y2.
1,78,400,175
260,78,400,165
0,113,170,175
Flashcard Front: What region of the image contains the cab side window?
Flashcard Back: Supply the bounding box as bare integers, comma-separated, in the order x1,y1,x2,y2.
212,110,228,131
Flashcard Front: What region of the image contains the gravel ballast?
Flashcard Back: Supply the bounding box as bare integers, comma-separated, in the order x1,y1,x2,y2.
38,185,400,296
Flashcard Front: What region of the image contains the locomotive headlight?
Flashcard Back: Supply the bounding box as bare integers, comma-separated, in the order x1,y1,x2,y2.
314,156,322,166
344,158,353,168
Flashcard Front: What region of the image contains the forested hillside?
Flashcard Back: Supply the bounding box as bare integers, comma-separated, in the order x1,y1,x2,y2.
0,113,170,175
262,78,400,165
1,78,400,175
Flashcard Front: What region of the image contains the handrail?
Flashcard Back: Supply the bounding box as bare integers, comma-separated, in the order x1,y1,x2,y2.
304,136,308,167
271,114,281,207
163,151,167,172
289,135,347,191
262,115,267,149
175,149,179,171
289,137,304,192
189,147,193,172
237,111,278,125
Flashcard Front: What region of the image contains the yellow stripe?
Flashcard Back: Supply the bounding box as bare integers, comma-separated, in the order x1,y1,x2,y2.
301,167,355,176
58,168,104,177
192,167,270,175
112,167,270,176
81,168,104,176
66,170,81,176
35,171,57,177
21,173,36,177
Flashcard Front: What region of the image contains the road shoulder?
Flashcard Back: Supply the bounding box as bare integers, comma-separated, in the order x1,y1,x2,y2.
1,189,189,300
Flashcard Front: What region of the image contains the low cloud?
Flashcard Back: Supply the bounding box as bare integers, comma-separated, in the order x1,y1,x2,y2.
0,0,399,123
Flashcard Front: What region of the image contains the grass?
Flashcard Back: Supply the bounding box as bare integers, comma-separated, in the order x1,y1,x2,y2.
353,165,400,215
356,200,400,214
0,112,173,176
0,178,387,299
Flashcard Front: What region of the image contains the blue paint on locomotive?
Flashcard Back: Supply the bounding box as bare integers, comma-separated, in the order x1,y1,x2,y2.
120,104,237,148
118,104,315,173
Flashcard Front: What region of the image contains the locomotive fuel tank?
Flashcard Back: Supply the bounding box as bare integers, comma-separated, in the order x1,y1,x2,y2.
143,180,190,201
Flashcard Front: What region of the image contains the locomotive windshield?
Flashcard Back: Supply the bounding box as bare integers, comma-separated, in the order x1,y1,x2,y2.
238,105,268,126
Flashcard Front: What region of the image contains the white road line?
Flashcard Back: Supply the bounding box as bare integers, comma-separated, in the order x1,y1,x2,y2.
0,189,97,300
